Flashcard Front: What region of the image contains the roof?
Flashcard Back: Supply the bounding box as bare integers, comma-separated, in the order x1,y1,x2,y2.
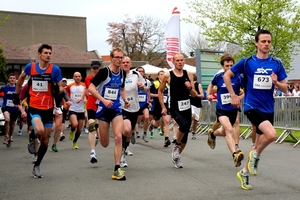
0,37,102,68
0,37,30,63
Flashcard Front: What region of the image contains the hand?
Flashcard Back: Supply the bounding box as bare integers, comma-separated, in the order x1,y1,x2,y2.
137,82,144,90
271,72,278,84
161,107,167,116
184,80,192,90
103,99,114,108
231,95,241,108
13,93,20,105
124,100,130,108
76,98,82,103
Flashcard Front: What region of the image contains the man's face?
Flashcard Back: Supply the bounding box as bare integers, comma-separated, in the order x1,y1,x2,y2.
91,66,100,75
121,57,132,72
73,73,82,83
39,48,52,63
255,34,271,54
158,71,165,80
8,75,16,84
222,60,234,72
111,51,124,67
137,68,145,77
172,54,185,70
62,80,67,87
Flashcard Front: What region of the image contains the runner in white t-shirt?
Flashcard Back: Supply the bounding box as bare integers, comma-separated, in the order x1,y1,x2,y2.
120,56,146,167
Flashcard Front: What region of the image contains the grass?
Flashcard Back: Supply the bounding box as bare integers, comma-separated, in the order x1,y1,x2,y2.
239,126,300,143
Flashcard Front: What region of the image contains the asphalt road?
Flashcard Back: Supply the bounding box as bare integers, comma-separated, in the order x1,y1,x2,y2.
0,124,299,200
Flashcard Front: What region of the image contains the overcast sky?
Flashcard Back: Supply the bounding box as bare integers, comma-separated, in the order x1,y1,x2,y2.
1,0,198,55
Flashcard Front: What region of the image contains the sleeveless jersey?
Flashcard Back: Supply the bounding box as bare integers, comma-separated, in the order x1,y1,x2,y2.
0,84,19,112
169,70,191,112
28,62,54,110
65,82,86,113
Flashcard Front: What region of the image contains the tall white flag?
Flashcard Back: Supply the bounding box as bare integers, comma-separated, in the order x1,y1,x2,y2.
165,7,180,68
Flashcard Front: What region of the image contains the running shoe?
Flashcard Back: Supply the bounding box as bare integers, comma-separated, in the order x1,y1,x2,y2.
18,130,22,136
51,144,58,152
248,150,259,176
207,129,216,149
142,134,148,142
148,123,154,138
120,155,128,168
131,132,136,144
233,151,244,167
125,147,133,156
171,144,180,161
136,132,140,138
27,135,35,154
235,145,240,152
6,138,12,147
83,127,89,134
59,133,65,141
158,127,163,136
236,170,252,190
172,157,183,169
90,153,98,164
69,131,74,140
3,135,8,144
72,141,78,149
164,139,171,147
112,168,126,180
191,133,196,140
32,166,43,178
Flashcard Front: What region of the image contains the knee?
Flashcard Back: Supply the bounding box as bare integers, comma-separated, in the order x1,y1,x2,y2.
114,134,122,145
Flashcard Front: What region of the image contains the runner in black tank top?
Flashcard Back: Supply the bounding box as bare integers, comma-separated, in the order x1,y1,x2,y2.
157,53,196,169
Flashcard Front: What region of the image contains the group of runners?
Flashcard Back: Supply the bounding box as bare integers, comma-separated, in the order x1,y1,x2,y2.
1,29,289,190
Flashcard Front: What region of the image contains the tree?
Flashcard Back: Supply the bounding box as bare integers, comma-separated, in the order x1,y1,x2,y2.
184,0,300,71
0,15,9,82
106,15,166,65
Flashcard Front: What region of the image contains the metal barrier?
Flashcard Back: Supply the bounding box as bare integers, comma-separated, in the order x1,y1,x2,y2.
198,97,300,147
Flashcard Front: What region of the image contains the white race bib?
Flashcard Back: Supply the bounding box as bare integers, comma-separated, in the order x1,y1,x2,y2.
6,99,14,107
253,75,272,89
220,93,231,105
178,99,190,111
163,96,168,103
72,92,82,100
104,88,118,100
138,95,146,102
32,80,47,92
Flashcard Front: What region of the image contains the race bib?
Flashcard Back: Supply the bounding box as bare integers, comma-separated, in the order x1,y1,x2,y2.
253,75,272,89
163,96,168,103
72,92,81,100
104,88,118,100
178,99,190,111
138,95,146,102
32,80,47,92
6,99,14,107
220,93,231,105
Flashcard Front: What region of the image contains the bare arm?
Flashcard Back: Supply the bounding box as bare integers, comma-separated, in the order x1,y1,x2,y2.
223,70,240,107
158,72,169,111
15,72,27,94
187,71,196,97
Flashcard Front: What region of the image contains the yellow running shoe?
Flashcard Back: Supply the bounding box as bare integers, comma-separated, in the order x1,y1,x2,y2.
236,170,252,190
111,168,126,180
72,141,78,149
69,131,74,140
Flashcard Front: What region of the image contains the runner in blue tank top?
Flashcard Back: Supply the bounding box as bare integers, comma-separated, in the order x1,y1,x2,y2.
88,47,129,181
223,29,288,190
206,53,245,168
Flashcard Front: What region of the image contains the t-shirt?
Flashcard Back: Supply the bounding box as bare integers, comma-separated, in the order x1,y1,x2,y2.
231,55,287,113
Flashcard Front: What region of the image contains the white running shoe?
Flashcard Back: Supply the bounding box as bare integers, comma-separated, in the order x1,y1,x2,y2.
120,155,128,168
125,147,133,156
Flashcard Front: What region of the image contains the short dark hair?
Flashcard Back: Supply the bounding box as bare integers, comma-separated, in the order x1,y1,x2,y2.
255,29,272,42
8,73,16,78
91,60,101,67
220,53,234,66
136,66,145,72
38,44,52,53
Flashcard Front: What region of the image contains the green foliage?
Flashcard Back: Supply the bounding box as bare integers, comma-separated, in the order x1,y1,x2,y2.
184,0,300,72
0,46,8,82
